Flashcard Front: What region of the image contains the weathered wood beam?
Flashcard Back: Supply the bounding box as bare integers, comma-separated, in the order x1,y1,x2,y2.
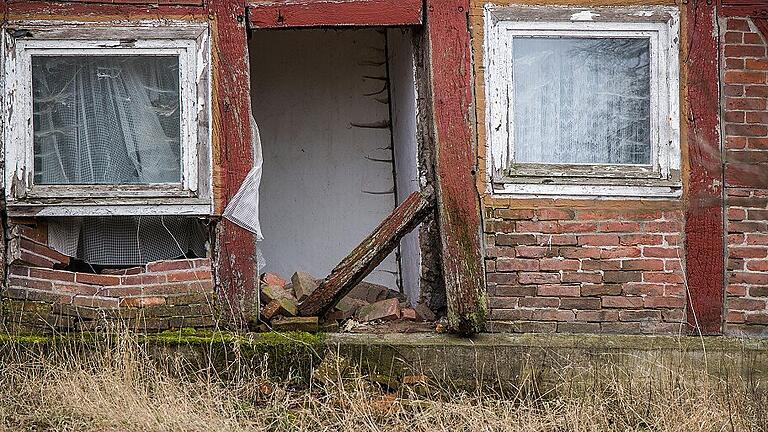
298,190,433,318
684,1,724,334
211,0,259,327
247,0,423,29
425,0,488,335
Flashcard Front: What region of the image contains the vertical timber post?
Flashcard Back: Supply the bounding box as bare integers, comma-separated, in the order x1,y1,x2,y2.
211,0,258,326
425,0,487,334
684,0,724,334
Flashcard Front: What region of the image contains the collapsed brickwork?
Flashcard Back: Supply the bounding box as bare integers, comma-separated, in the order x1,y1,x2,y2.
722,17,768,337
1,225,217,334
484,206,686,334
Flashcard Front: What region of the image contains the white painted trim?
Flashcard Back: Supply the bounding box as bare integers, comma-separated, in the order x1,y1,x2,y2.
2,22,212,214
484,5,681,198
8,204,213,217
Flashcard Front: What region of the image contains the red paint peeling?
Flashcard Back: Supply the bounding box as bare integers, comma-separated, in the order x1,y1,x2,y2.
426,0,487,334
247,0,422,28
685,2,724,334
7,0,205,17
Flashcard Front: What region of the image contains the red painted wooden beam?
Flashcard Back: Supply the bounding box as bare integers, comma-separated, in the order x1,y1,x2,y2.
720,0,768,18
6,0,205,16
247,0,422,28
684,1,724,335
211,0,259,327
426,0,487,334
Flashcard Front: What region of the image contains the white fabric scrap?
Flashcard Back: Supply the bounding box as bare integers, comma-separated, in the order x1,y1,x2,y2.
223,114,264,240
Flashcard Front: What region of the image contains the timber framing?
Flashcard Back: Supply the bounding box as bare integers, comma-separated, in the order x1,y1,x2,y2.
246,0,423,28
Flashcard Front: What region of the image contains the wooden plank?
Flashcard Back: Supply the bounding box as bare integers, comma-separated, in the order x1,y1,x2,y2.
6,0,206,16
23,0,203,5
426,0,487,335
298,190,433,318
247,0,422,28
684,1,724,335
211,0,259,326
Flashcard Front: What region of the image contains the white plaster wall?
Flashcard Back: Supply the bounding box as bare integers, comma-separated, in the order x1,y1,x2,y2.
250,29,400,289
387,28,422,305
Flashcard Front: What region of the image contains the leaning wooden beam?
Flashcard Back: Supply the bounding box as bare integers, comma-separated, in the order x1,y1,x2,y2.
298,190,433,318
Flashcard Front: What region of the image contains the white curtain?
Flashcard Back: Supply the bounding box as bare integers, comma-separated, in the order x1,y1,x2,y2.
512,37,651,165
33,55,205,266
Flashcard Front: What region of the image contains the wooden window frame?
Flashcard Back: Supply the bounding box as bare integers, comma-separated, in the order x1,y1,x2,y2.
484,5,681,198
1,23,212,216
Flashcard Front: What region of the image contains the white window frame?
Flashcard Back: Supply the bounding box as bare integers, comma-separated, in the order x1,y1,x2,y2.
484,6,681,198
1,22,212,216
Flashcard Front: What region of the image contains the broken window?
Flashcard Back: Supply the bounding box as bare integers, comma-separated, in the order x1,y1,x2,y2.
3,24,212,215
484,6,681,197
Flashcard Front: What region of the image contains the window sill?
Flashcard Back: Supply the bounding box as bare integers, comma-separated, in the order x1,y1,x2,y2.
6,199,212,217
491,182,682,199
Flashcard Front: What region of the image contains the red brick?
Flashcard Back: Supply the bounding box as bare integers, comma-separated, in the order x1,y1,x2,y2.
745,233,768,245
746,112,768,124
166,269,214,283
747,138,768,149
516,221,559,233
580,284,622,296
496,258,539,271
484,219,516,233
620,234,663,246
496,233,538,246
622,282,665,296
619,310,662,321
536,234,577,245
724,84,744,96
746,260,768,271
578,234,619,246
19,239,70,266
490,309,533,321
559,247,601,259
725,70,765,84
581,259,621,271
726,136,748,149
728,298,767,311
530,309,575,321
724,31,743,44
731,247,768,258
52,282,100,296
745,313,768,325
749,286,768,297
745,85,768,97
487,272,519,285
727,311,746,323
577,310,619,322
518,297,560,308
724,110,746,123
726,97,766,110
728,208,747,221
557,222,599,233
495,209,534,220
644,272,684,284
561,271,602,284
559,297,601,310
490,285,536,297
120,273,167,286
8,276,54,290
621,259,664,271
539,258,579,271
726,124,768,137
75,273,122,286
518,272,561,285
28,268,75,282
536,208,574,220
744,33,765,45
120,296,167,308
726,19,750,31
643,296,685,308
602,296,644,308
146,259,196,272
489,297,519,309
596,221,640,233
603,271,642,283
600,247,642,259
515,246,556,258
557,322,601,333
536,284,579,297
730,271,768,285
727,284,748,296
642,247,679,258
724,45,767,59
72,295,120,308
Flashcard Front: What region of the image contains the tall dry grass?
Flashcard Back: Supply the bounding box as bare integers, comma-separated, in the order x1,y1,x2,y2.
0,333,766,432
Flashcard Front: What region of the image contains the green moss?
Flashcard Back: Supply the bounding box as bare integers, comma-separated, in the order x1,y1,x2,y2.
0,333,52,344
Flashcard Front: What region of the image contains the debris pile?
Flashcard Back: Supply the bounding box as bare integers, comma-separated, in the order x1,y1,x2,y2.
258,271,434,330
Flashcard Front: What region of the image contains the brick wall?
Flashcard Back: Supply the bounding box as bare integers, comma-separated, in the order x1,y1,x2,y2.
1,225,218,333
484,206,687,334
722,17,768,337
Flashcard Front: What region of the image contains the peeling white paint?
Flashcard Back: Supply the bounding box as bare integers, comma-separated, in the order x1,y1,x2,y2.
570,11,600,22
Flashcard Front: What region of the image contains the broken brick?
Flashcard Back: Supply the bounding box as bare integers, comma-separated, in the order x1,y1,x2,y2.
271,316,319,332
355,298,400,322
261,272,287,288
291,271,318,302
401,308,417,321
414,303,436,321
261,297,297,321
261,284,297,304
347,282,389,303
334,296,368,320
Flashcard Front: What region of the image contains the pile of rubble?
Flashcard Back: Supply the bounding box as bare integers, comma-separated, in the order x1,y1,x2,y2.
259,271,435,332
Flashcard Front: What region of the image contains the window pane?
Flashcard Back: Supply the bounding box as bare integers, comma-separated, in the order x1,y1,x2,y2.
32,56,182,185
512,37,651,165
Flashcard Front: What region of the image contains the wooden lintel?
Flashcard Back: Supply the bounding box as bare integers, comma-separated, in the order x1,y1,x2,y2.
426,0,488,335
247,0,423,29
298,190,433,318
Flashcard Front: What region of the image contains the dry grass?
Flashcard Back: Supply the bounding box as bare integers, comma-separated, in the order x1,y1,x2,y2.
0,333,766,432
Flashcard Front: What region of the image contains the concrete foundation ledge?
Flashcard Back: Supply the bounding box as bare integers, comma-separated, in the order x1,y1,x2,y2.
2,331,766,391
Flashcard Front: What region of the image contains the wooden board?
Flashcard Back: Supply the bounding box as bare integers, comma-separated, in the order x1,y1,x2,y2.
298,191,433,318
426,0,488,335
684,1,724,335
247,0,422,28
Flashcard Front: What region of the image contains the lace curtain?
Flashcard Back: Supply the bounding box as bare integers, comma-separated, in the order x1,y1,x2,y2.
512,37,652,165
33,55,204,265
